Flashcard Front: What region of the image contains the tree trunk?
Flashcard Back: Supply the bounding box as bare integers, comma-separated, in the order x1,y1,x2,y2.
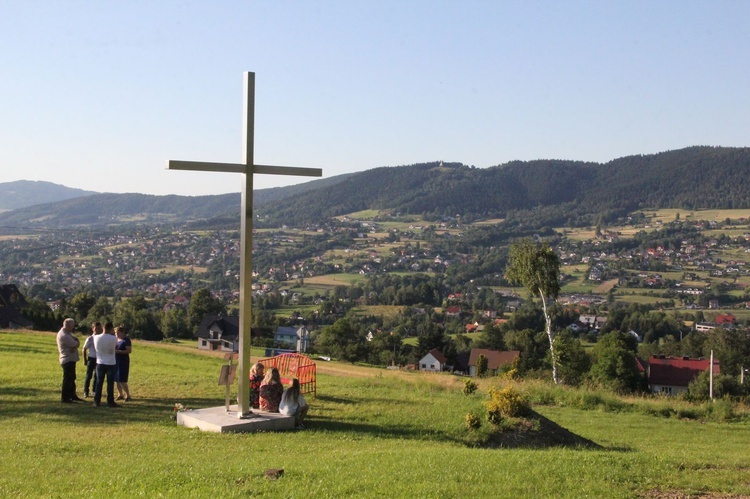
539,289,558,384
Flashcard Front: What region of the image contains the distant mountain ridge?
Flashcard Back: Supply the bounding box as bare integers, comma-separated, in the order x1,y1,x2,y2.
0,180,96,211
1,146,749,229
0,173,352,228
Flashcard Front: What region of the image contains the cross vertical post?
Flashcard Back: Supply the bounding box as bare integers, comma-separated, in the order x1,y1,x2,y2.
167,72,322,419
238,72,255,418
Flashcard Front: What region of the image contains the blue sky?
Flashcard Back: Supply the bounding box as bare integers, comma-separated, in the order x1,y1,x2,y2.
1,1,748,196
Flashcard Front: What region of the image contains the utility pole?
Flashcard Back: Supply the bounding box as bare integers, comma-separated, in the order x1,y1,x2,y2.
709,350,714,401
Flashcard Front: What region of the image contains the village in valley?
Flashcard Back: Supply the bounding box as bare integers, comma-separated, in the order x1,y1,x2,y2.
2,206,750,398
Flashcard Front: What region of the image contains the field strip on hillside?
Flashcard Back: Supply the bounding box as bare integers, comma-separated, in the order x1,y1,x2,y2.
594,278,618,294
305,274,362,286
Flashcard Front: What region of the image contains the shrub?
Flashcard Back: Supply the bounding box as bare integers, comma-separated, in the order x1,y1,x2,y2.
675,407,700,420
465,412,481,431
486,386,530,425
687,372,741,402
476,354,489,378
587,332,641,393
705,399,737,422
463,379,478,395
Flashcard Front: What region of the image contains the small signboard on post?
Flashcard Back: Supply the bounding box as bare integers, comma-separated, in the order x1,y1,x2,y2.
219,354,238,412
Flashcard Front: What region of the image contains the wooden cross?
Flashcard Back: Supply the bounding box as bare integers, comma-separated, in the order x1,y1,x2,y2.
167,72,322,418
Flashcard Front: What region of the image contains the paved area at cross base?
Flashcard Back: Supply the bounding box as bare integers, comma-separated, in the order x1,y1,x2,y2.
176,405,295,433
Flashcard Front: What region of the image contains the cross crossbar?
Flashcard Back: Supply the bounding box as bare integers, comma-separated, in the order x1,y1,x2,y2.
168,160,322,178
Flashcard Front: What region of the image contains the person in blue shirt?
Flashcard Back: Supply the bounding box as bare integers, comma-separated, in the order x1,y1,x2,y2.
114,326,132,401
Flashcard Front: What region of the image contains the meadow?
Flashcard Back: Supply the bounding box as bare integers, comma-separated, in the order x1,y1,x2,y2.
2,330,750,498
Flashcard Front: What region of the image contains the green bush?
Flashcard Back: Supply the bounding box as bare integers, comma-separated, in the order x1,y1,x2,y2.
463,379,478,395
705,399,737,422
575,390,627,412
486,386,530,425
465,412,481,431
675,407,700,420
476,354,488,378
687,372,742,402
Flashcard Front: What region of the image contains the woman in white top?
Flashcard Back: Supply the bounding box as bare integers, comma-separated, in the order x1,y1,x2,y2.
279,378,309,428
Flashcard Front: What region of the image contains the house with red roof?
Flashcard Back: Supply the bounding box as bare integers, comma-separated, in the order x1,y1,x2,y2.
647,355,720,395
468,348,520,377
714,313,736,325
445,306,462,318
419,349,447,372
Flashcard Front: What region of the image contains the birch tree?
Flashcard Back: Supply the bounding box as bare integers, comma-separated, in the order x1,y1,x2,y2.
505,241,562,384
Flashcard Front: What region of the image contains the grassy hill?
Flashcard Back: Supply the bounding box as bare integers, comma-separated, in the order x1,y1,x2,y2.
2,330,750,497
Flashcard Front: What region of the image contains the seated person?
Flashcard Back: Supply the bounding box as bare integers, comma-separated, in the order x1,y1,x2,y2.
258,367,283,412
279,378,309,427
249,362,265,409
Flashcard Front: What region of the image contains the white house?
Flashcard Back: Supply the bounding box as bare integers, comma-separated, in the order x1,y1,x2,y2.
695,322,717,332
196,315,239,352
274,325,310,353
419,349,447,372
579,314,607,329
274,326,298,348
296,326,310,353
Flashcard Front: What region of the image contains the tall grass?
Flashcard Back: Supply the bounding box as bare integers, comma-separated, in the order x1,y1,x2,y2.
2,330,750,497
518,378,749,422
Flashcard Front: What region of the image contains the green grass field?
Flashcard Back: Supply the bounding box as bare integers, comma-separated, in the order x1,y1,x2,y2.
642,208,750,224
304,274,368,287
349,305,404,319
2,330,750,497
611,293,669,305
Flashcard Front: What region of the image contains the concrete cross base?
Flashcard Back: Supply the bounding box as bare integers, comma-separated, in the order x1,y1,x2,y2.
176,405,295,433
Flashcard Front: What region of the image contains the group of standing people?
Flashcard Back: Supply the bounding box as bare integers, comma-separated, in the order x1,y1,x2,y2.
57,320,307,424
249,362,309,428
56,318,132,408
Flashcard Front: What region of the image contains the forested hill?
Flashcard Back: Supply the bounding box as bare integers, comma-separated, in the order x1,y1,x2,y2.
0,180,95,211
261,146,750,225
1,146,749,229
590,146,750,210
261,159,597,222
0,173,352,228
